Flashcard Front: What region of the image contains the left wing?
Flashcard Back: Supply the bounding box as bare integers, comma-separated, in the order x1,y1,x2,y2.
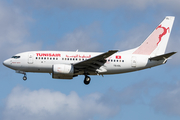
73,50,118,74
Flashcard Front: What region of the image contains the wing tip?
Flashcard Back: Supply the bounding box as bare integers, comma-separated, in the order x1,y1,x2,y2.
109,50,119,52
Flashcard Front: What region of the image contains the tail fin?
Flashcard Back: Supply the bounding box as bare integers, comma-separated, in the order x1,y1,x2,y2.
133,16,175,56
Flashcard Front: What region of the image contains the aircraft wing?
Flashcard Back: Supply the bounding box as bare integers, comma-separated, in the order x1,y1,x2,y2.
73,50,118,73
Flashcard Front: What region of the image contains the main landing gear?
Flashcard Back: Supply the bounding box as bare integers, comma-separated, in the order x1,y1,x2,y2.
84,75,91,85
23,73,27,81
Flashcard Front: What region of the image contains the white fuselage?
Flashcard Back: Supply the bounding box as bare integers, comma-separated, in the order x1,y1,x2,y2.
3,50,164,76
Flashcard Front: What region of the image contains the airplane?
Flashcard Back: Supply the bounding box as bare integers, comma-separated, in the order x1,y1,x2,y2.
3,16,176,85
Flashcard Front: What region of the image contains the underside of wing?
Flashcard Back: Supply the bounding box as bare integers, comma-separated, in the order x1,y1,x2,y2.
73,50,118,74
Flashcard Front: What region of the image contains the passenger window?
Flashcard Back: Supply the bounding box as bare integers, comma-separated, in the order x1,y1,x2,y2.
50,58,52,60
53,58,55,60
56,58,58,60
122,60,124,62
47,57,49,60
44,57,46,60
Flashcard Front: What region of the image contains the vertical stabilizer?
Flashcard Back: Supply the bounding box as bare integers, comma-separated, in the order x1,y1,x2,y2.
133,16,175,56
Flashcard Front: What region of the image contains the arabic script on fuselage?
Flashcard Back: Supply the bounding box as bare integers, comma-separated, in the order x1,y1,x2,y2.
66,54,91,58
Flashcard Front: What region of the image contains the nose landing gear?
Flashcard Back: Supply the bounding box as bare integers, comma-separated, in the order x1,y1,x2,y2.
16,70,27,81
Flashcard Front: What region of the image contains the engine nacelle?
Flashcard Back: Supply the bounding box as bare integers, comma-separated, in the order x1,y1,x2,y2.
52,64,74,79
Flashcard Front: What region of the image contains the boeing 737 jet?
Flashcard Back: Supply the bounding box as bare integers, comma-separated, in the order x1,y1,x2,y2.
3,16,176,85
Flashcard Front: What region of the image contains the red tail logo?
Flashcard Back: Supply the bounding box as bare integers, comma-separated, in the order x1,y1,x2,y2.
156,25,170,45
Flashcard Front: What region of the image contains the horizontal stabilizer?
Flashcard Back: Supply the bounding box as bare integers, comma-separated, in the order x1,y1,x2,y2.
149,52,176,61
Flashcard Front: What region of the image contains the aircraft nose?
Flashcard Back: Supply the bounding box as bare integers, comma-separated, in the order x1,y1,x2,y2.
3,59,10,67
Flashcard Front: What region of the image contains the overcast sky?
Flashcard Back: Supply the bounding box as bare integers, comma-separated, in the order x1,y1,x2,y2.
1,0,180,120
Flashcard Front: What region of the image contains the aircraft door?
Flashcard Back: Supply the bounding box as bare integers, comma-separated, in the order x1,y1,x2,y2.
131,56,136,67
28,54,33,64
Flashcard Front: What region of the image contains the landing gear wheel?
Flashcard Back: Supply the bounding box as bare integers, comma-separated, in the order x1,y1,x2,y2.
23,76,27,81
84,76,91,85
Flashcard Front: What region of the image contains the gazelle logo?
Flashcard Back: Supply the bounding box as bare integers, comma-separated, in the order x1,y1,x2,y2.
156,25,170,45
133,24,171,55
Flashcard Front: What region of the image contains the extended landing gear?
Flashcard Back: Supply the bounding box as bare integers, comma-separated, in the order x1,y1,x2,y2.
23,75,27,81
15,70,27,81
23,73,27,81
84,75,91,85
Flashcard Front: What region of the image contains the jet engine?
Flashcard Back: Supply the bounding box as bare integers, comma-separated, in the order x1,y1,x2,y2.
52,64,74,79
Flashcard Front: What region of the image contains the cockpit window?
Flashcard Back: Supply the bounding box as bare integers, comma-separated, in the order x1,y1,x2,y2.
11,56,20,59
